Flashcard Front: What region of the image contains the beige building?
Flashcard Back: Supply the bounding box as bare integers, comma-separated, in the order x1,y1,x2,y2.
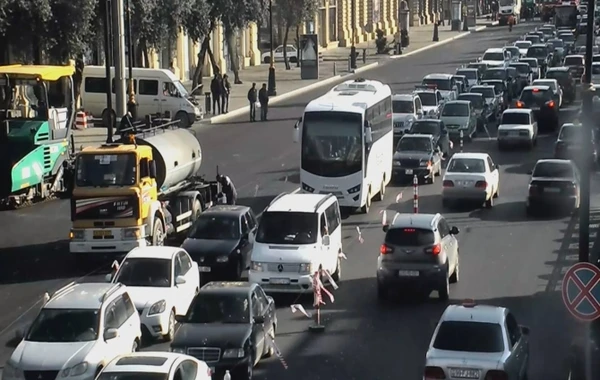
144,0,438,82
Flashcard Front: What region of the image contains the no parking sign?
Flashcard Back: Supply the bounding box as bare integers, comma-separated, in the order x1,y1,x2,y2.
562,262,600,321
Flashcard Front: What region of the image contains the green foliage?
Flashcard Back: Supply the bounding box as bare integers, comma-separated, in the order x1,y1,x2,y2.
4,0,52,59
46,0,97,62
210,0,268,30
182,0,211,42
277,0,319,28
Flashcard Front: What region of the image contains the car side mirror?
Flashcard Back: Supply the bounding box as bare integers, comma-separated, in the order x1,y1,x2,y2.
254,315,265,324
104,273,113,282
104,328,118,341
175,275,186,285
520,325,530,335
293,120,300,143
175,315,187,323
241,232,249,241
450,226,460,235
416,111,423,118
322,235,330,246
435,147,441,153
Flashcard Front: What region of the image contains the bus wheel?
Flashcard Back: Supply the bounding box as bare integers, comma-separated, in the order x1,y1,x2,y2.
374,179,385,201
360,189,371,214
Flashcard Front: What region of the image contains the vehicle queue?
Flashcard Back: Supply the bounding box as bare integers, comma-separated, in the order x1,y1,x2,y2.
1,21,597,380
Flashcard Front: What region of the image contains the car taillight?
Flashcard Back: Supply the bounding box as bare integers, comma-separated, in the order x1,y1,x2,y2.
516,100,525,107
547,100,555,108
443,180,454,187
380,244,393,255
424,243,442,255
485,370,508,380
475,181,487,189
424,366,446,379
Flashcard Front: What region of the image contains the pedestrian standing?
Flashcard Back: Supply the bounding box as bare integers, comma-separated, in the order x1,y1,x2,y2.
210,73,222,115
258,83,269,121
221,74,231,114
247,83,257,122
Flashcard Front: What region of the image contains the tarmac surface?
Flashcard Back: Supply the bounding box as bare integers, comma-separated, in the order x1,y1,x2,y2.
1,22,599,380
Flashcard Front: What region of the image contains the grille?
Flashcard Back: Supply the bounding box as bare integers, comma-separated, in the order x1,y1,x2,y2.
398,159,421,168
187,347,221,363
24,371,59,380
267,263,301,273
394,121,404,128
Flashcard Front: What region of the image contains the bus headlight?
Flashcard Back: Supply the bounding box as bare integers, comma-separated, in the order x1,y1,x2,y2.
302,183,315,192
299,263,312,274
70,229,84,241
122,228,141,240
347,184,361,194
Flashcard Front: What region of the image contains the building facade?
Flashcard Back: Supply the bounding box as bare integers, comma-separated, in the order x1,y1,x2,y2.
145,0,441,82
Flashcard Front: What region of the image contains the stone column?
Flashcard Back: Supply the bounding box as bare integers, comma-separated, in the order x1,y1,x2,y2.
322,6,331,48
418,0,425,24
359,0,368,41
176,30,189,80
247,22,261,66
389,0,398,33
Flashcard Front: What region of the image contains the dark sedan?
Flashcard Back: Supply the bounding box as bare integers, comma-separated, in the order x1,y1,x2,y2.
482,68,517,99
526,44,552,74
393,134,443,184
408,119,451,156
516,86,559,131
181,206,258,281
457,92,489,131
526,159,580,215
545,67,576,103
554,123,598,170
171,282,277,379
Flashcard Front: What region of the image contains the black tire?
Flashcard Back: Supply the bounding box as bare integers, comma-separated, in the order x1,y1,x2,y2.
360,189,371,213
263,325,275,358
234,350,254,380
233,258,243,280
332,257,342,282
263,56,270,64
163,310,176,341
449,255,460,284
174,111,191,128
101,108,116,129
438,274,450,301
374,179,385,201
485,195,494,208
192,198,202,221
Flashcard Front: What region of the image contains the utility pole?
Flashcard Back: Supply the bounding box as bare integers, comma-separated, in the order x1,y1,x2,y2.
112,0,127,119
351,0,357,69
103,0,114,142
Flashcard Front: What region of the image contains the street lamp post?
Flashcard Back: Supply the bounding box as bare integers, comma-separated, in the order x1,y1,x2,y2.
350,0,357,69
125,0,137,119
103,0,114,142
267,0,277,96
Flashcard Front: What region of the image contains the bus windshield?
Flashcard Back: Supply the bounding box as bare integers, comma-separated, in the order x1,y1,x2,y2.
301,111,362,178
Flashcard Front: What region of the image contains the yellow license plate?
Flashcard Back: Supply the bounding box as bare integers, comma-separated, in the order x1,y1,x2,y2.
93,230,111,237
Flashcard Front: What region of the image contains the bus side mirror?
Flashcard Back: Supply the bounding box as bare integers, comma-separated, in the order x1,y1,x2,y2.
149,160,157,179
293,120,300,143
365,126,373,144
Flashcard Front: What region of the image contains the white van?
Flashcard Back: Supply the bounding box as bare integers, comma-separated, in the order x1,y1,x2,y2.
249,193,343,293
81,66,201,127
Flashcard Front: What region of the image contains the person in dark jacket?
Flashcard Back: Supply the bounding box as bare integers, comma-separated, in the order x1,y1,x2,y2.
210,74,222,115
247,83,257,122
221,74,231,113
258,83,269,121
216,174,237,205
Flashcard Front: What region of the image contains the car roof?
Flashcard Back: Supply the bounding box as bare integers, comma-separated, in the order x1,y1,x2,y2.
515,40,531,43
523,85,551,91
424,73,453,79
444,100,470,105
458,92,484,97
266,193,334,213
560,123,580,129
485,48,505,52
471,85,494,89
440,303,507,324
530,44,547,48
402,133,434,139
200,281,254,295
547,66,570,71
509,62,529,66
535,158,572,166
103,352,184,373
203,205,250,217
520,57,537,61
503,108,531,114
456,68,478,72
565,54,584,58
126,246,180,260
450,152,489,160
389,213,442,230
533,79,557,84
45,282,121,310
414,119,442,123
392,94,415,100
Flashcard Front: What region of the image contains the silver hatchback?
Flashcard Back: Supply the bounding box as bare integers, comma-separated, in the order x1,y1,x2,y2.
377,213,460,301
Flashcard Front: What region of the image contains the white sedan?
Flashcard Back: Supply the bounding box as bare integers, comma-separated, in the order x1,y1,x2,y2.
261,44,298,64
107,246,200,341
497,108,538,150
97,352,212,380
442,152,500,208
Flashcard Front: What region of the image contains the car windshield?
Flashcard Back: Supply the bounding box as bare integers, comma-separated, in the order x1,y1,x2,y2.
393,100,414,113
27,309,99,342
520,89,553,104
533,162,573,177
592,65,600,74
422,78,451,91
257,211,318,244
515,41,531,49
510,64,530,74
564,57,583,66
483,70,506,80
188,214,240,240
385,227,435,246
411,122,440,135
186,293,250,323
396,137,432,152
98,373,167,380
433,321,505,353
521,59,538,68
75,153,136,187
417,92,437,106
458,95,484,108
471,87,494,98
447,158,486,173
114,258,171,287
442,103,469,116
456,70,477,79
502,112,530,125
525,36,540,43
533,81,555,90
482,52,504,61
527,47,547,57
559,126,581,141
550,39,564,47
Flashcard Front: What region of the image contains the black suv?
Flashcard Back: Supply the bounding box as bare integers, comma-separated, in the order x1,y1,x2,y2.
516,86,559,131
482,68,517,99
526,44,552,74
392,134,443,184
408,119,451,157
545,67,576,103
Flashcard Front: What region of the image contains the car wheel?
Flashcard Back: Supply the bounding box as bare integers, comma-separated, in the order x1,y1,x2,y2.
438,273,450,301
485,194,494,208
263,56,270,64
235,350,254,380
450,254,460,284
132,339,139,352
263,325,275,357
233,258,243,280
429,171,435,184
163,310,176,341
494,186,499,198
332,257,342,282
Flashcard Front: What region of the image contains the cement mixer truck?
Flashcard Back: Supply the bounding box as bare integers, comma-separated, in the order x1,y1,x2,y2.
68,124,219,256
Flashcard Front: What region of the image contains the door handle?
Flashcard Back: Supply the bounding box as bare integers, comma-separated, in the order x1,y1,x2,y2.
153,99,159,101
161,99,167,102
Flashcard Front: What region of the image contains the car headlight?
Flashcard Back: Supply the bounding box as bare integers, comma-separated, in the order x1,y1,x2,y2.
60,362,88,377
121,228,140,240
148,300,167,316
299,263,312,274
223,348,245,358
69,229,84,241
347,184,361,194
393,160,401,166
3,362,24,380
251,261,266,271
170,347,186,354
216,256,229,263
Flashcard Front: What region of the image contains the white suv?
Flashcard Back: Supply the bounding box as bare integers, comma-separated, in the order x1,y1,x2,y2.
2,282,142,380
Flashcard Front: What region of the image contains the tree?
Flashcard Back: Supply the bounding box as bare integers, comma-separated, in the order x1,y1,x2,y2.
45,0,97,63
4,0,53,63
183,0,211,92
277,0,318,70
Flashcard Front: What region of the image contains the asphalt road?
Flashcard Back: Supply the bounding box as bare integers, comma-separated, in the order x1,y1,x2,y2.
1,22,599,380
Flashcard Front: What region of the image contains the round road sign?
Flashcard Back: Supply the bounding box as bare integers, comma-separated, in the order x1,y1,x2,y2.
562,262,600,321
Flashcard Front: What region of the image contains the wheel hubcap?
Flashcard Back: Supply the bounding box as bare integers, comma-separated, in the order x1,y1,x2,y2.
170,313,175,333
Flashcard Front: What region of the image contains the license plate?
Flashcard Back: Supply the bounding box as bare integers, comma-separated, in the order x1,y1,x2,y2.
545,187,561,193
398,270,419,277
270,278,290,285
199,266,211,272
459,180,473,186
93,230,110,237
509,131,520,136
405,169,413,175
449,368,481,379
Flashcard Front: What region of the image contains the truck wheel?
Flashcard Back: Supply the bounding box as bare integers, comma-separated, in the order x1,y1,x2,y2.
192,199,202,221
174,111,190,128
152,217,165,246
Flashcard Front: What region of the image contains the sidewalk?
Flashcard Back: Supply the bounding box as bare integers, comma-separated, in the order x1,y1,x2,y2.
73,21,495,148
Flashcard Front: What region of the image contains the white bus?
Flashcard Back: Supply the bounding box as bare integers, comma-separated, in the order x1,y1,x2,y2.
292,78,393,213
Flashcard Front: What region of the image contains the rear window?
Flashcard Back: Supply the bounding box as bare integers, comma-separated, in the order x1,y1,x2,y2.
483,70,506,80
385,227,435,246
527,47,547,57
515,41,531,49
520,59,539,68
560,34,575,42
471,87,494,98
433,321,505,353
456,70,477,79
533,162,574,178
458,95,484,108
559,126,580,140
564,56,584,66
393,100,414,113
442,103,469,116
520,89,552,104
550,39,564,47
510,64,530,74
592,65,600,74
502,112,530,125
546,71,568,80
482,52,505,61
